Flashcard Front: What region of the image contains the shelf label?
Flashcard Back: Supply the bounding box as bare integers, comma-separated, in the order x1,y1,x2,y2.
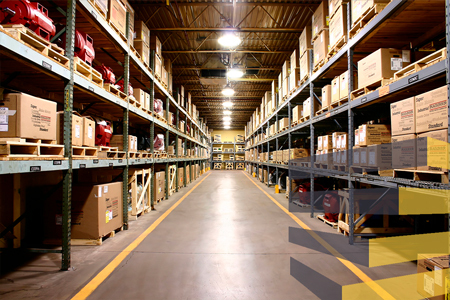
53,160,62,165
119,159,123,163
93,159,99,164
91,11,97,19
137,159,140,162
42,61,52,70
361,97,368,103
109,163,113,167
408,75,419,84
79,164,86,168
30,166,41,172
88,86,94,92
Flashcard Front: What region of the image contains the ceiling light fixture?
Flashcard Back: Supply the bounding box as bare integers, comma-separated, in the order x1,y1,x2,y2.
223,101,233,108
223,110,232,115
223,121,231,126
227,69,244,79
221,86,235,96
223,116,231,122
218,32,241,48
224,125,231,129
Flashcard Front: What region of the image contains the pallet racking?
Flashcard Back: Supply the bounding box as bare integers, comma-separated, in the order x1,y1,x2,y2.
245,0,449,244
210,139,246,170
0,0,210,270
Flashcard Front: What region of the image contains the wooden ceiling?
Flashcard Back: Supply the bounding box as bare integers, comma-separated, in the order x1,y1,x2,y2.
130,0,321,129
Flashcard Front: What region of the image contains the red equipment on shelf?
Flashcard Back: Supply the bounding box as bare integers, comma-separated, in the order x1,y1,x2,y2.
154,99,163,116
153,134,164,151
74,29,95,66
95,119,112,146
94,64,116,84
0,0,56,41
297,182,325,205
116,79,133,96
323,192,339,223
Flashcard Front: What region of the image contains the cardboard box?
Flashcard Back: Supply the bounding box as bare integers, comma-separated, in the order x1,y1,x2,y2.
357,48,410,88
56,112,82,146
339,133,348,150
0,93,57,140
358,124,391,146
290,49,300,70
352,146,360,165
134,40,149,65
359,146,368,166
299,26,313,56
415,86,448,134
125,0,134,41
367,144,392,170
390,97,415,136
300,50,311,81
150,34,162,57
312,0,329,39
283,78,289,99
282,60,291,79
107,0,126,37
329,0,345,18
82,116,95,147
154,171,165,200
283,149,290,163
292,105,303,123
323,135,333,150
340,149,347,165
331,77,340,104
162,67,168,87
333,149,340,165
303,97,320,118
417,129,448,172
322,85,332,108
93,0,108,16
318,136,323,150
154,53,162,78
164,58,172,75
392,134,416,169
271,80,278,104
332,132,345,149
329,4,347,50
339,70,357,100
417,254,449,300
290,148,310,159
134,88,148,106
134,20,149,45
110,134,134,151
289,69,300,92
313,30,329,68
279,117,289,129
355,129,359,146
351,0,390,25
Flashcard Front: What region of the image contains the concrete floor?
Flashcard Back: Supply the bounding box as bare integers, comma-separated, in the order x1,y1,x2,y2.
0,170,418,300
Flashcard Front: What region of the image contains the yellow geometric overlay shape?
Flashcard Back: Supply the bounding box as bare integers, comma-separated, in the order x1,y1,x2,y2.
426,137,449,170
342,269,449,300
399,187,450,215
369,232,449,267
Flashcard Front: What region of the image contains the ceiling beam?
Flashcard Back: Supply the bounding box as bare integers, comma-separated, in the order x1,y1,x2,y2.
163,49,291,54
172,66,281,70
150,28,303,33
173,78,276,82
140,2,319,7
192,95,262,98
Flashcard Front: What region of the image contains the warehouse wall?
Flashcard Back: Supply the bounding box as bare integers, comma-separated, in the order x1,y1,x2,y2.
212,130,244,142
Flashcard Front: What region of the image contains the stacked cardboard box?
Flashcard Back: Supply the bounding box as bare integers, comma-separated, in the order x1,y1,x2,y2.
353,124,391,168
351,0,390,26
328,3,347,52
134,20,150,65
110,134,138,151
289,50,300,93
282,60,290,100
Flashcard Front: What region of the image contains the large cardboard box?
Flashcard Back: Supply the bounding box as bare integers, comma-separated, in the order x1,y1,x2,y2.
134,20,150,45
134,40,149,65
150,34,162,57
154,171,165,200
367,144,392,170
358,124,391,146
329,0,345,18
322,85,332,108
162,67,169,87
392,134,416,169
125,0,134,41
329,4,347,49
339,133,348,150
352,146,360,165
283,149,290,163
417,254,449,300
351,0,390,25
282,60,291,79
82,116,95,147
318,136,323,150
271,80,278,104
339,70,357,100
331,76,340,104
390,97,415,136
289,69,300,92
313,30,329,68
300,50,311,81
134,88,149,106
322,135,333,150
154,53,162,78
359,146,368,166
110,134,134,151
415,86,448,134
332,132,345,149
0,93,57,140
290,148,310,159
292,105,303,123
107,0,126,37
312,0,329,39
417,129,448,172
279,118,289,129
357,48,410,88
57,112,83,146
93,0,108,16
299,26,313,56
290,49,300,70
303,97,320,118
282,78,289,99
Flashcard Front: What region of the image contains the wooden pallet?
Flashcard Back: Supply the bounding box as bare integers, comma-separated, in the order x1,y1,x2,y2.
128,152,140,159
299,115,311,123
2,25,69,67
88,0,108,19
393,169,449,184
154,150,167,158
72,146,98,158
313,58,327,72
139,152,152,158
316,214,338,229
394,48,447,81
0,139,64,160
330,97,349,109
350,78,391,100
96,146,119,152
108,20,127,42
44,226,124,246
327,36,347,59
350,166,392,177
104,83,127,99
332,165,349,172
129,97,142,109
73,57,103,86
153,112,167,123
315,106,330,116
349,4,387,39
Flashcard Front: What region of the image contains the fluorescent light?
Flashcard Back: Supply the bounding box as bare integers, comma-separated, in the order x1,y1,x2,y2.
223,121,231,126
223,110,232,115
223,116,231,121
218,33,241,48
221,87,235,96
224,125,231,129
223,101,233,108
227,69,244,79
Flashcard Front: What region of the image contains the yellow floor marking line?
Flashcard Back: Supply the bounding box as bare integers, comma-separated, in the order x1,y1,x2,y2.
71,172,212,300
242,171,396,300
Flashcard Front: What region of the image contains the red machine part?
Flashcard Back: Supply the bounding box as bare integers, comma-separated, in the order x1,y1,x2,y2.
95,120,112,146
153,134,165,151
94,64,116,84
323,192,339,223
297,182,325,205
154,99,163,116
74,29,95,66
117,79,133,96
0,0,56,41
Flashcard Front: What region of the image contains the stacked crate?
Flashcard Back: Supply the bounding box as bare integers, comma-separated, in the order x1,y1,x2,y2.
289,50,300,94
281,60,290,101
311,0,329,70
134,21,150,66
299,25,313,82
328,0,348,57
150,34,163,80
